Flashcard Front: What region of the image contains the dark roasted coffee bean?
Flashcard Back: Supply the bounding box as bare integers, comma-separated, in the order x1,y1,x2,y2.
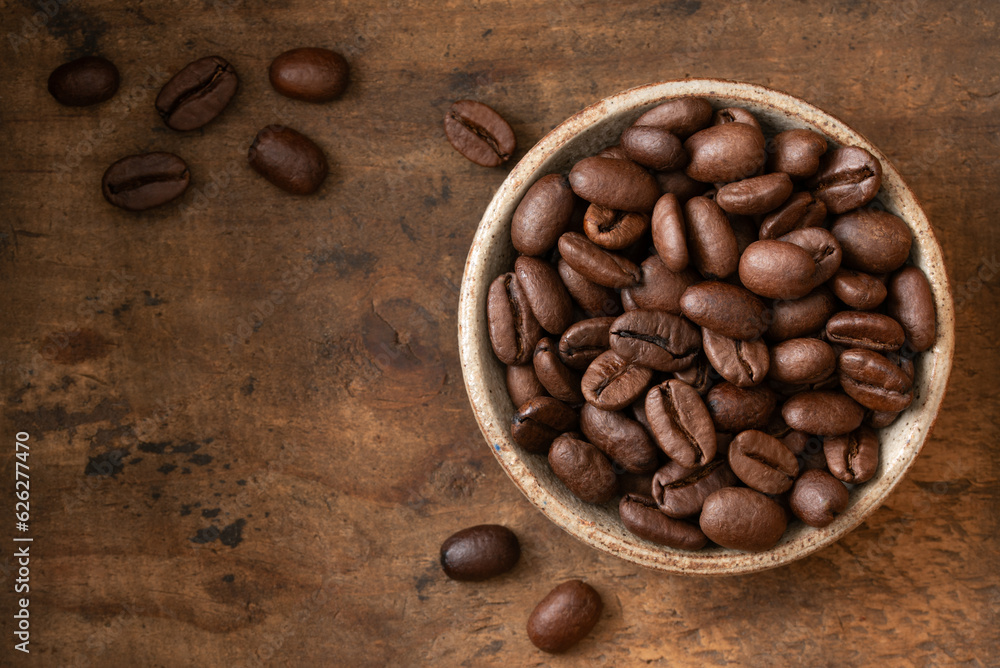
634,97,713,137
248,125,328,194
706,382,777,432
768,338,836,385
838,348,913,412
645,380,717,468
507,364,547,407
440,525,520,581
652,459,736,518
557,232,641,289
700,487,786,551
444,99,516,167
557,259,622,317
48,56,119,106
269,47,349,102
782,390,864,436
825,311,905,352
527,580,603,653
777,227,842,285
684,122,766,183
767,129,828,179
672,354,714,396
758,191,827,240
651,193,688,271
702,329,769,387
581,350,653,411
510,396,579,453
621,256,698,315
680,281,769,341
515,255,573,334
568,156,660,212
738,240,818,300
156,56,238,131
866,409,901,429
621,125,686,171
610,310,701,372
548,433,618,504
887,266,936,351
830,269,887,310
807,146,883,214
824,425,879,484
101,152,190,211
715,172,793,216
712,106,761,131
831,208,912,273
580,404,659,474
728,430,799,494
583,204,649,250
559,317,615,370
534,338,583,404
789,469,849,527
766,287,837,341
619,494,708,549
655,169,709,203
511,174,576,256
487,272,542,366
684,196,739,279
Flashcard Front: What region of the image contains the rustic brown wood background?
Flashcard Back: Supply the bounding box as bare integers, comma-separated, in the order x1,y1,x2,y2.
0,0,997,665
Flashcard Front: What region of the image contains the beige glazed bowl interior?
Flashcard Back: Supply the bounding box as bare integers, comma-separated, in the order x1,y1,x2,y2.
457,79,955,575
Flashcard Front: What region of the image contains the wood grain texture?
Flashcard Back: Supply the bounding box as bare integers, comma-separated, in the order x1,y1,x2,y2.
0,0,997,665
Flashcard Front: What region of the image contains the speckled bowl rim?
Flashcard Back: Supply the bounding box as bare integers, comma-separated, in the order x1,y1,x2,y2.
457,79,954,575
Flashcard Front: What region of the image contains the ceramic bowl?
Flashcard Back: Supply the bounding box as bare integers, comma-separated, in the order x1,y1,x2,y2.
457,79,954,575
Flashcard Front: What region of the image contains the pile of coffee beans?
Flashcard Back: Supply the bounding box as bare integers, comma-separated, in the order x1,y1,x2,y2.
48,48,349,210
484,96,937,553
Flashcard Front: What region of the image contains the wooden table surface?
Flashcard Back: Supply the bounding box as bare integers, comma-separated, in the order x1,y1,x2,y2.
1,1,997,666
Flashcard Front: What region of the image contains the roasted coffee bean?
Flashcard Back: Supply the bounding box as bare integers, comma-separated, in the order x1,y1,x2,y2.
866,409,901,429
768,338,836,385
507,364,547,407
557,259,622,317
650,193,688,271
580,404,659,474
672,354,715,396
156,56,238,131
655,169,709,203
838,348,913,412
706,382,777,432
548,433,619,504
715,172,793,216
621,125,687,171
248,125,328,194
738,240,818,300
515,255,573,334
527,580,603,653
440,525,520,581
444,99,515,167
559,317,615,369
510,396,579,453
645,380,717,468
680,281,768,341
609,310,701,372
652,459,736,518
824,425,879,484
47,56,119,106
581,350,654,411
533,338,583,404
825,311,905,352
487,272,542,366
621,256,698,315
782,390,864,436
568,156,661,212
684,122,766,183
619,494,708,549
807,146,883,214
634,97,713,137
702,328,769,387
268,47,349,102
583,204,649,250
830,269,887,310
728,430,799,494
831,208,912,273
765,287,837,341
557,232,641,289
511,174,576,256
597,145,629,160
887,266,936,351
789,469,849,527
712,106,761,131
767,129,828,179
684,195,739,279
777,227,842,285
101,152,190,211
758,191,827,240
700,487,787,552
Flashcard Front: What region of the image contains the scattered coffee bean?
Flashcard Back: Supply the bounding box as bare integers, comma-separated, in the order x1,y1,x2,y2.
444,99,516,167
101,152,189,211
527,580,603,653
156,55,238,131
48,56,119,106
248,125,328,195
440,525,520,581
269,47,349,102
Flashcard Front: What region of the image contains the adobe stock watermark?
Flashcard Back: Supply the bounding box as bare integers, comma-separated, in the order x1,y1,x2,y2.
6,0,72,55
